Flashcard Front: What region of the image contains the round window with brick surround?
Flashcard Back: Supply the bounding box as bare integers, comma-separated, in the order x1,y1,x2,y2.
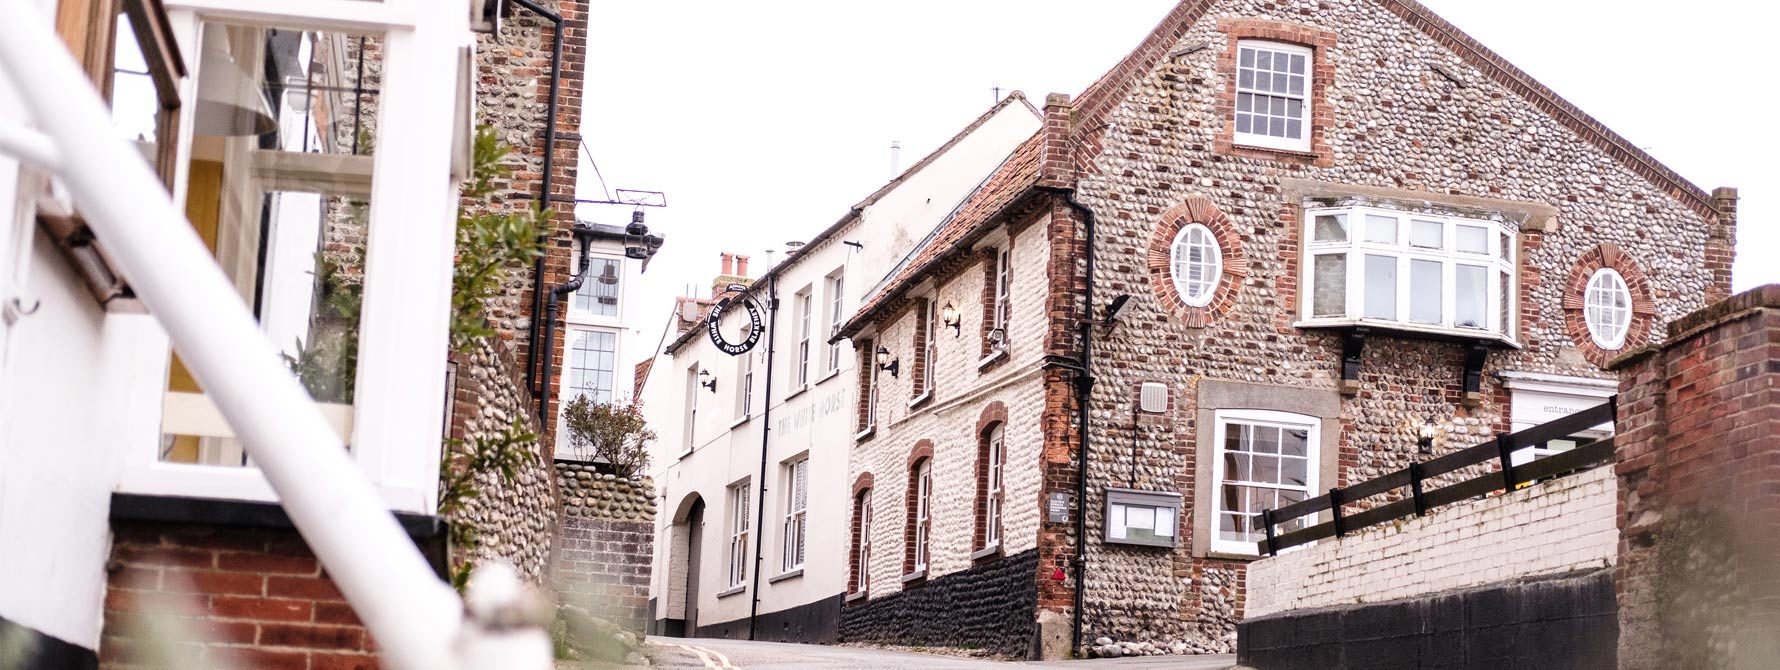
1584,268,1631,350
1148,196,1247,328
1171,224,1222,307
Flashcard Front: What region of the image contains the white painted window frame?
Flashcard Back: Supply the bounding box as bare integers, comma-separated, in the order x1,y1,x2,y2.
1584,267,1631,350
795,287,812,388
115,0,472,513
920,299,937,395
913,458,932,572
1297,205,1518,345
736,348,753,419
557,325,621,441
1170,223,1221,307
855,491,873,594
1210,409,1320,555
984,423,1004,548
727,479,751,589
1233,40,1312,152
780,457,808,573
825,269,845,374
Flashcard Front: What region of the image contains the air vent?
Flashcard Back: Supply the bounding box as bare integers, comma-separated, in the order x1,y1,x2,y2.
1138,383,1168,414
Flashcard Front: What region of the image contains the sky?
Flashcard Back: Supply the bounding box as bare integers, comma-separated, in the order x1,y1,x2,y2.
574,0,1779,373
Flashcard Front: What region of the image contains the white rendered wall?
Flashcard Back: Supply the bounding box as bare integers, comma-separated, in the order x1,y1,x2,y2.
1245,464,1618,618
641,100,1040,631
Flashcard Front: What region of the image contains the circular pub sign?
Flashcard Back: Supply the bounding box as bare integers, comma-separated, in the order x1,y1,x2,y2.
707,287,764,356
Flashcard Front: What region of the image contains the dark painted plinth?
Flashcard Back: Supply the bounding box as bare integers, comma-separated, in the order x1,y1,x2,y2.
838,548,1039,658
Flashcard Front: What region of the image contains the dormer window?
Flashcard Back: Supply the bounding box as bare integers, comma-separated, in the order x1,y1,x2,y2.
1299,205,1517,344
1234,40,1311,152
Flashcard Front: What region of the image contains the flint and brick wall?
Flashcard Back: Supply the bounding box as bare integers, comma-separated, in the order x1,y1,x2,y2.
1610,285,1780,669
100,523,381,670
1060,0,1725,653
444,333,557,583
1246,464,1617,618
552,464,655,632
839,549,1040,657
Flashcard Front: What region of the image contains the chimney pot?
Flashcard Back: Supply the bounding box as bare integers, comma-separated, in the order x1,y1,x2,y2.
736,255,750,276
720,253,734,275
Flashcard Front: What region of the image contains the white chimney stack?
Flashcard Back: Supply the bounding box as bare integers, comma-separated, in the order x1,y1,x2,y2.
890,140,902,178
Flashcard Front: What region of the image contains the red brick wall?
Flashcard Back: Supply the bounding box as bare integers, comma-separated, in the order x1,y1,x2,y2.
1610,285,1780,669
101,522,379,670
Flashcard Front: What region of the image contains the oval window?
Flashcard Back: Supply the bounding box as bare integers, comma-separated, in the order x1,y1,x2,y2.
1584,268,1631,350
1170,223,1222,307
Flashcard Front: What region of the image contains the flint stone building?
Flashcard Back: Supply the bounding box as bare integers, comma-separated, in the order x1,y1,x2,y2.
834,0,1735,659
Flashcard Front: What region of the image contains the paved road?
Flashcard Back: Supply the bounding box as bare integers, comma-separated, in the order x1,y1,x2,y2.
647,637,1235,669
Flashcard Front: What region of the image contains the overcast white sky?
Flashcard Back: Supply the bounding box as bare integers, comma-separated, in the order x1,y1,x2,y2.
574,0,1779,370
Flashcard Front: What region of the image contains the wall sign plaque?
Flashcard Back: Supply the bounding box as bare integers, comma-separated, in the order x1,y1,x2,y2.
707,288,764,356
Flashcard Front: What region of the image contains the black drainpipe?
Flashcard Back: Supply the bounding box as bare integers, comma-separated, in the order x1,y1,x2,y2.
1065,190,1098,657
537,233,591,428
510,0,566,397
747,276,780,640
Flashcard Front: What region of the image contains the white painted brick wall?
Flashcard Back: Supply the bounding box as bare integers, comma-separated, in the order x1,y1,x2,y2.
1245,464,1618,618
852,216,1052,598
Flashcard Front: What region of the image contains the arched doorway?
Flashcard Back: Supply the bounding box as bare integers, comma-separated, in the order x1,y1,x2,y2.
665,493,705,637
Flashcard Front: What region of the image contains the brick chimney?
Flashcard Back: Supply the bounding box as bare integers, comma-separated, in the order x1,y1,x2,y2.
711,252,753,299
1036,92,1075,189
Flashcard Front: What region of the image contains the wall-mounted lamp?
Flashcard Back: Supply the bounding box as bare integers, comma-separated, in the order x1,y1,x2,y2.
1101,294,1132,328
941,301,961,337
1417,416,1438,455
698,369,717,393
875,346,900,378
598,262,619,286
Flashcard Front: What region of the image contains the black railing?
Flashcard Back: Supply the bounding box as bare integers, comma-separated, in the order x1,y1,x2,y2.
1255,396,1618,556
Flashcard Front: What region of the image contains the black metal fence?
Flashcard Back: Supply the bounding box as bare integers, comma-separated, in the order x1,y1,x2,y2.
1256,397,1618,556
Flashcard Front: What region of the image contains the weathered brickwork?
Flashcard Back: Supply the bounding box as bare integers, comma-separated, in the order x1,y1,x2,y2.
444,333,557,584
100,523,385,670
1246,464,1617,617
1609,285,1780,669
1064,0,1727,654
552,467,655,632
838,549,1039,658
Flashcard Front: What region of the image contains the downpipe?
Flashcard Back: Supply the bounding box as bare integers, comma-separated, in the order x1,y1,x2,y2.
511,0,566,398
537,235,592,430
1064,190,1098,658
747,276,780,640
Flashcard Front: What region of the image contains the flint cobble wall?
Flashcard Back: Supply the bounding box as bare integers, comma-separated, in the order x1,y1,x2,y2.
851,215,1052,598
553,465,656,632
445,334,558,584
1246,464,1617,618
839,549,1040,657
1067,0,1724,653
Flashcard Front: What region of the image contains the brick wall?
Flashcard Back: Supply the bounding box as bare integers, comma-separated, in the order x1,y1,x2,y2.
552,464,655,632
1610,285,1780,669
100,523,380,670
1246,464,1618,618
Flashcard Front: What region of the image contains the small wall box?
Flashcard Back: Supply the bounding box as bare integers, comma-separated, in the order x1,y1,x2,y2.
1104,488,1182,548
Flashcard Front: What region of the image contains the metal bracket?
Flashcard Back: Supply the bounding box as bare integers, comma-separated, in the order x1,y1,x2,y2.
1340,329,1367,395
1463,342,1490,396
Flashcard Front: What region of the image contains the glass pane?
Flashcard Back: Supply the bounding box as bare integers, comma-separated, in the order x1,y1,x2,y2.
1127,505,1156,531
1226,424,1246,452
1290,54,1306,74
1457,225,1488,253
1252,426,1280,454
109,12,162,162
1269,117,1285,137
1456,264,1488,329
1155,506,1176,537
1364,254,1397,320
1222,484,1243,516
1282,457,1308,487
1236,114,1251,134
1253,454,1281,484
1500,271,1512,335
1364,214,1398,244
566,330,617,406
1286,119,1302,139
1256,51,1271,70
1239,69,1254,90
1410,220,1443,249
1281,429,1309,457
1225,452,1250,481
1237,93,1253,113
573,258,622,316
1313,213,1348,242
1410,259,1443,324
1288,73,1304,96
1246,487,1275,513
1313,254,1346,317
1240,48,1255,67
1500,232,1513,261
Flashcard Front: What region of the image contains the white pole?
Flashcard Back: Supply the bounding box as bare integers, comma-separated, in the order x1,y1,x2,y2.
0,121,60,172
0,10,465,668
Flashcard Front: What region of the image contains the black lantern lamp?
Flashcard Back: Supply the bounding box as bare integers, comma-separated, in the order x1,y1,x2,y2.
941,302,961,337
875,346,900,378
698,369,717,393
1417,416,1439,455
623,210,666,266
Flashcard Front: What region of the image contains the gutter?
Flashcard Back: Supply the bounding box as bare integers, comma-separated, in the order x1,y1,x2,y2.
509,0,567,397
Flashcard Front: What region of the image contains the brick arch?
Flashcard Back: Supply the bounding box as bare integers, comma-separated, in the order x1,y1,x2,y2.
1147,196,1249,328
976,401,1009,437
1562,244,1657,366
906,439,935,469
903,439,936,577
852,472,876,496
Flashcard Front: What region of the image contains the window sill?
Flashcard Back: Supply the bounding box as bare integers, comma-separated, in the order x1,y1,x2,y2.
729,415,752,430
816,369,842,386
854,426,876,443
907,392,933,410
976,349,1008,371
1293,318,1520,349
677,448,694,461
970,544,1002,564
785,386,810,402
768,568,804,584
899,569,928,585
845,590,868,604
1204,549,1260,562
716,585,747,599
1233,137,1314,157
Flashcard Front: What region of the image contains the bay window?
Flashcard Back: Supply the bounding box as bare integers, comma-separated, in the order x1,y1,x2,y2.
1299,206,1517,343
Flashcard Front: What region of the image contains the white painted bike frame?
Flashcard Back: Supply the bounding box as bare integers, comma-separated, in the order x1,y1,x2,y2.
0,4,546,668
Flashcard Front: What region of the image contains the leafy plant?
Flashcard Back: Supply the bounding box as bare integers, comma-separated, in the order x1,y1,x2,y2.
437,418,537,593
561,397,655,478
451,125,549,350
284,229,364,404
